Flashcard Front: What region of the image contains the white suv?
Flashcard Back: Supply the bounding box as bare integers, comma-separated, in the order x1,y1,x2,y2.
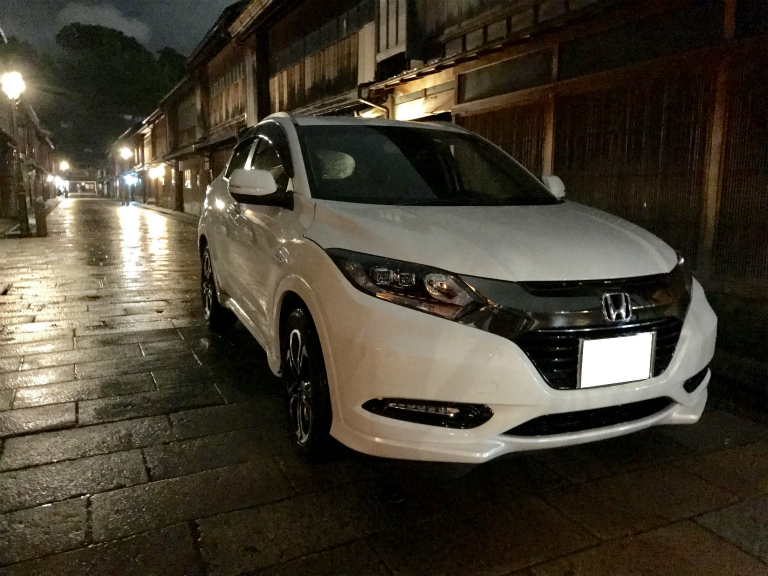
198,113,717,463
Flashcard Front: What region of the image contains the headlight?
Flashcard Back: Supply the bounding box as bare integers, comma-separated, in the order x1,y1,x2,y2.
326,249,484,320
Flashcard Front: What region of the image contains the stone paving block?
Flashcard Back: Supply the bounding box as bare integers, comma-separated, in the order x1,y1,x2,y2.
170,400,272,440
657,408,768,453
257,541,390,576
75,328,183,349
75,319,177,336
273,449,385,495
2,321,75,336
697,494,768,563
20,342,142,370
534,428,694,484
171,317,207,328
0,316,36,326
140,339,189,356
211,377,285,405
32,311,107,324
373,496,597,576
675,440,768,498
530,520,768,576
177,325,215,341
0,302,31,313
75,351,200,380
12,372,156,408
0,450,147,513
0,403,77,438
0,498,88,566
0,415,174,471
78,384,224,425
0,365,75,391
90,459,293,541
541,465,738,539
143,428,270,481
0,390,13,411
152,364,214,388
0,338,73,358
0,328,75,346
0,523,203,576
198,484,390,576
0,357,21,372
102,312,191,325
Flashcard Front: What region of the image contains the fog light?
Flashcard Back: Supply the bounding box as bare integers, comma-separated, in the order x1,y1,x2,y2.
363,398,493,429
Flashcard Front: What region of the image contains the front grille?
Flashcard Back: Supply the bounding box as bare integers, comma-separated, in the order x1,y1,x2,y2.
517,272,675,297
514,317,683,390
503,397,674,437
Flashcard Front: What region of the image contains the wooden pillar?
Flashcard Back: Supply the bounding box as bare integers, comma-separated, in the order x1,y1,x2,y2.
542,93,555,176
542,48,559,176
255,33,271,121
174,160,184,213
696,0,736,276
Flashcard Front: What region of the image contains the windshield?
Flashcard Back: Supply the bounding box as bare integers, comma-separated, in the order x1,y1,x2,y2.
296,124,557,206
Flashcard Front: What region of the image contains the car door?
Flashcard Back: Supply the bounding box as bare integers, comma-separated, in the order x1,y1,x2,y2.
228,124,300,338
212,136,257,302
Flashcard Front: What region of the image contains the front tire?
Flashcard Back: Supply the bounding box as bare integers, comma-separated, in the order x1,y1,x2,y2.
281,307,333,458
201,246,237,331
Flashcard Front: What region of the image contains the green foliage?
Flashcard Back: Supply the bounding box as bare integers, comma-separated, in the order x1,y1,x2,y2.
1,24,187,164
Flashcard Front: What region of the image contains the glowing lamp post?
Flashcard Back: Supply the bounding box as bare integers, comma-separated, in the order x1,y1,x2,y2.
57,160,71,197
118,147,135,205
1,72,25,101
2,71,29,236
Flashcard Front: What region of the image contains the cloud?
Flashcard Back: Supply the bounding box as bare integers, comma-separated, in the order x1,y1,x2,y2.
56,3,151,46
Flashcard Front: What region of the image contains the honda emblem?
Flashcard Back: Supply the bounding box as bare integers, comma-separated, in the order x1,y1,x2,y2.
602,292,633,323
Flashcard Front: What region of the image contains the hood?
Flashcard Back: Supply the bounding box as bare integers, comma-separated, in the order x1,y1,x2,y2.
305,201,677,282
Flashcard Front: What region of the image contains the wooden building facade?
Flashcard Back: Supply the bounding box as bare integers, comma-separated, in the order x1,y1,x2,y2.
109,0,768,294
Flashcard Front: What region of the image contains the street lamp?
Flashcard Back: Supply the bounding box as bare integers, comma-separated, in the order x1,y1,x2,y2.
1,72,25,101
120,147,133,161
1,71,29,236
58,160,71,197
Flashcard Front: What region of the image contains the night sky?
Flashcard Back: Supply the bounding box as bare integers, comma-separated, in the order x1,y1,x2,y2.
0,0,238,56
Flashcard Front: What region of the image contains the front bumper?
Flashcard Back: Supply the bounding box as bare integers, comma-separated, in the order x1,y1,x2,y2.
316,271,717,463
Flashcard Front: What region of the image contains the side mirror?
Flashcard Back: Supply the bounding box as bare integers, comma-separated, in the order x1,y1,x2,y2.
229,168,293,209
542,175,565,199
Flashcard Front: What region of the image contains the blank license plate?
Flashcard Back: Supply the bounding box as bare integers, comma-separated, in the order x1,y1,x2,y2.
579,332,654,388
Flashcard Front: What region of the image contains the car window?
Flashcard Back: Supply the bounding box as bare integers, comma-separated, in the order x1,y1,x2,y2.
251,137,289,192
225,138,255,179
296,125,555,206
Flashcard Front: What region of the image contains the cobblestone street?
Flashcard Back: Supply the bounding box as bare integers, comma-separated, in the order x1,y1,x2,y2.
0,199,767,575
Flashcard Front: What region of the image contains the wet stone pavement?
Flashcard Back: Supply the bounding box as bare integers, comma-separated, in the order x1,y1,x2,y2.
0,198,767,575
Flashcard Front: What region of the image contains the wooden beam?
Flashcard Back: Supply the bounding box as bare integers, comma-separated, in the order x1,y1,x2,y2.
724,0,737,40
453,42,729,116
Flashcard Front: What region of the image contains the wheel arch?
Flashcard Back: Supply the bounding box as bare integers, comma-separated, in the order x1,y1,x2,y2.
198,234,208,259
270,280,334,387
